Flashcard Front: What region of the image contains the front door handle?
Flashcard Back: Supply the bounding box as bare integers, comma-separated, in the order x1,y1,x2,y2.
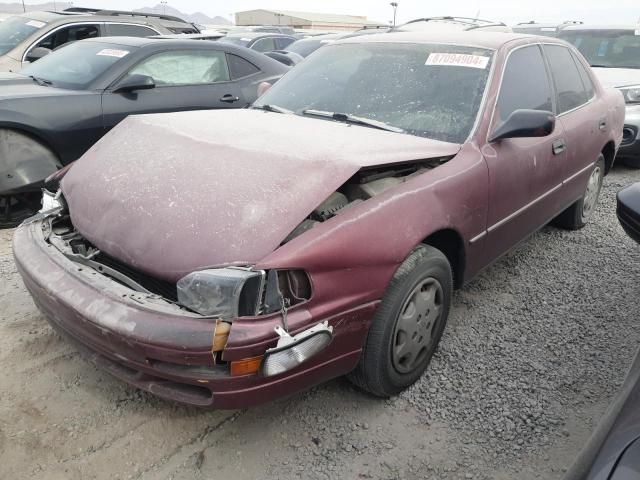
220,94,240,103
552,139,566,156
598,119,607,131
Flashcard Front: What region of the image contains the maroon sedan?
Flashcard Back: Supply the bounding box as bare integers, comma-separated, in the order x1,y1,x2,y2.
13,31,624,409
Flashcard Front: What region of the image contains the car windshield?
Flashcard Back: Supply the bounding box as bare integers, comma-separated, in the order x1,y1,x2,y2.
218,36,251,47
255,43,493,143
21,41,134,89
559,29,640,68
0,15,49,56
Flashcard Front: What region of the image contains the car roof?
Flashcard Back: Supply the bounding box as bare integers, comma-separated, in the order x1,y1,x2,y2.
16,9,193,29
335,30,540,50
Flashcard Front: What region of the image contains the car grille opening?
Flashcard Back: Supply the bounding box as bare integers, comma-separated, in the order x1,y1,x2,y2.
93,252,178,301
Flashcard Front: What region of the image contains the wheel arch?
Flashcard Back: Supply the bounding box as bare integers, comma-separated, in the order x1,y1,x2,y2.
421,228,466,289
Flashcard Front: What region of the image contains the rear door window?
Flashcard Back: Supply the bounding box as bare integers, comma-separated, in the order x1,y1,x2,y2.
496,45,553,122
544,45,590,113
275,37,295,50
252,37,276,53
571,52,595,100
107,24,158,37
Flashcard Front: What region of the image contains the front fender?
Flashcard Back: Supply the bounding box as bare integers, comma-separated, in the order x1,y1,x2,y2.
0,128,61,194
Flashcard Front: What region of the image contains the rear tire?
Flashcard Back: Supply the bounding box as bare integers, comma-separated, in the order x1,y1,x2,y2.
554,154,605,230
348,245,452,397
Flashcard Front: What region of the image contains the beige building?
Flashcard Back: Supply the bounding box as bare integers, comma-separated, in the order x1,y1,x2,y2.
234,9,385,32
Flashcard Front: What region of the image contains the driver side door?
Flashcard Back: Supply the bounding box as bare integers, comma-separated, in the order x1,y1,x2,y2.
482,44,567,261
101,49,246,131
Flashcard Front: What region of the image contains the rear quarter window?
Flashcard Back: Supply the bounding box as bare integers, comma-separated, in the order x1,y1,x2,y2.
227,53,260,79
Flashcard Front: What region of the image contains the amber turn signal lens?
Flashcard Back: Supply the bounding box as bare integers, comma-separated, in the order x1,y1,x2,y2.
230,356,263,376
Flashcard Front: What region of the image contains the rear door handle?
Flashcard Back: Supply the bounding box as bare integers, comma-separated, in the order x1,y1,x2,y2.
220,94,240,103
598,119,607,131
552,139,566,156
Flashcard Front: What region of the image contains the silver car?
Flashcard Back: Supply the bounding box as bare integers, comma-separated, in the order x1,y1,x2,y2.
0,9,198,72
559,26,640,167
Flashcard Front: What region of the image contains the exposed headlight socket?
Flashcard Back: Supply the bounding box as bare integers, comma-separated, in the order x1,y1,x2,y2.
262,322,333,377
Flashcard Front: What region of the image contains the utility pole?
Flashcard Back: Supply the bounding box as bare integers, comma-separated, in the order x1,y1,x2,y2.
160,0,167,15
21,0,25,12
390,2,398,27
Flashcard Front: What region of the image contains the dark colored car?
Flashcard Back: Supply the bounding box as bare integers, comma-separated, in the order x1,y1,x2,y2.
0,36,288,227
0,8,199,72
558,26,640,168
562,191,640,480
217,32,296,53
617,183,640,243
14,31,624,409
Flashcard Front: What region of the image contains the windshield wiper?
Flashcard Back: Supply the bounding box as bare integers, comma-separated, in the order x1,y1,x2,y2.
301,109,405,133
252,104,293,114
28,75,52,86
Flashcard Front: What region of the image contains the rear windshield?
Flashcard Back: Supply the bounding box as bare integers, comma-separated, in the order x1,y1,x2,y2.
559,29,640,68
21,41,134,89
0,16,48,56
256,43,494,143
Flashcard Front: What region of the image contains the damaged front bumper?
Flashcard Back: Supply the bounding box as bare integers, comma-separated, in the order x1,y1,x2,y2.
13,220,374,409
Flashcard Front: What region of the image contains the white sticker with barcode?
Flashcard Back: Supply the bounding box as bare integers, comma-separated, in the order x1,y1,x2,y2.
426,53,490,69
96,48,130,58
241,37,252,41
26,20,46,28
635,29,640,36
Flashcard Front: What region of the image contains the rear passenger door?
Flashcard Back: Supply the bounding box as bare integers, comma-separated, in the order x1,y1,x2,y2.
543,44,608,207
483,44,566,260
101,48,246,130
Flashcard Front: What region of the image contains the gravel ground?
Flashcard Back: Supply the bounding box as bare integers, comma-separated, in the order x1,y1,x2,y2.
1,166,639,480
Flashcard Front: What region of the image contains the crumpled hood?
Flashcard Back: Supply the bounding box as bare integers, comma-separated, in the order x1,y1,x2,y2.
62,109,460,282
592,67,640,89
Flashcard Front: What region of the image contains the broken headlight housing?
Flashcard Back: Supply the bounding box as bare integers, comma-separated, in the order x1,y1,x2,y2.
177,268,312,319
177,268,265,318
620,85,640,104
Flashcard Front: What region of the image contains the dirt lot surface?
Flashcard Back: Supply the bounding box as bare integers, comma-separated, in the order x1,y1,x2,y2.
1,166,639,480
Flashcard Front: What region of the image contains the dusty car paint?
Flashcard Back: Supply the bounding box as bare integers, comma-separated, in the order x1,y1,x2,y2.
61,109,461,282
13,31,626,408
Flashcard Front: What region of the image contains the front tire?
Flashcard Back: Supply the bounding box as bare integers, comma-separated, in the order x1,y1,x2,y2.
554,154,605,230
348,245,452,397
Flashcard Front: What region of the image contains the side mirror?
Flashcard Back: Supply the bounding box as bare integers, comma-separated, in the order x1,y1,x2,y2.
25,47,52,63
114,74,156,93
257,81,272,97
489,109,555,143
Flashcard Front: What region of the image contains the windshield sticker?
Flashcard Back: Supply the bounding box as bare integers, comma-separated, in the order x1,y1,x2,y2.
320,39,335,43
241,37,252,41
96,48,130,58
540,27,557,32
635,29,640,36
426,53,490,69
26,20,46,28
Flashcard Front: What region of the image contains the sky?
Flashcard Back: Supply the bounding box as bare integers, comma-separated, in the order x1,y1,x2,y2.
21,0,640,25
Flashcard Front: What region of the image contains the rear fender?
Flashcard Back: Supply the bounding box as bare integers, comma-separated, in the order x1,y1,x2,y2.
0,128,61,194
